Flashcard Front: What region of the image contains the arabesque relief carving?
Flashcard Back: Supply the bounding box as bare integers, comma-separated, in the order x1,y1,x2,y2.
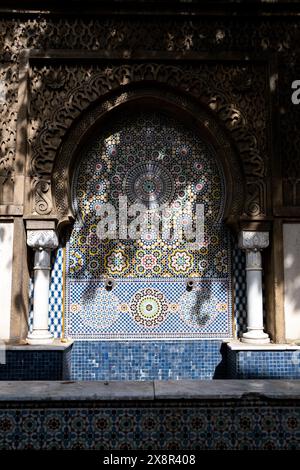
0,18,298,60
28,62,267,220
0,64,18,202
52,86,245,229
0,16,299,212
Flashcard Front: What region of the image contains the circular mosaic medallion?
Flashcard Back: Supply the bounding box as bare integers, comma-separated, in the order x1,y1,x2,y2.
123,161,175,208
130,288,168,327
80,287,120,329
178,289,217,328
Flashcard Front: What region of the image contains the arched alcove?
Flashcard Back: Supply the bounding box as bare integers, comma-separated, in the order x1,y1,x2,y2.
52,86,245,232
50,86,246,378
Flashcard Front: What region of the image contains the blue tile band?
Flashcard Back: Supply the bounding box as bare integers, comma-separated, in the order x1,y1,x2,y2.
69,340,227,380
228,349,300,379
0,349,71,381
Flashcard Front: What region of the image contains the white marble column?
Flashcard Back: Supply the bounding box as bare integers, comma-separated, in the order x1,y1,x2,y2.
26,230,58,345
238,231,270,344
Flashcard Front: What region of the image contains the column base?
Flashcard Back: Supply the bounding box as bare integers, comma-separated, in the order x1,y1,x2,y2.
26,330,53,345
241,329,270,345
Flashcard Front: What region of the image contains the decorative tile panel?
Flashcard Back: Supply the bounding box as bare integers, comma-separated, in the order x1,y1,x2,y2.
69,340,226,380
28,248,63,338
65,111,233,340
49,248,64,338
0,348,71,381
232,245,247,337
227,349,300,379
0,400,299,450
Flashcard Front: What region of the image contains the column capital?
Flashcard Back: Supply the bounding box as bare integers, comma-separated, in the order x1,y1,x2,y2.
27,229,58,250
238,231,269,251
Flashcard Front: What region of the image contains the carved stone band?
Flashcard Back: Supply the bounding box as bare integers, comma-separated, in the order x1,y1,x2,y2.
238,231,269,251
27,230,59,250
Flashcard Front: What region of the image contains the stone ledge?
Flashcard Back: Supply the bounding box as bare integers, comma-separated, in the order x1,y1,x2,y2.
154,379,300,400
227,340,300,351
1,339,73,351
0,380,155,402
0,379,299,402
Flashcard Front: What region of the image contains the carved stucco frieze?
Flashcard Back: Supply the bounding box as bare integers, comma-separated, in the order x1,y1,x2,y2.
0,18,299,61
0,17,299,211
32,177,53,215
0,64,18,195
52,87,246,229
28,62,267,220
27,230,59,250
0,147,15,181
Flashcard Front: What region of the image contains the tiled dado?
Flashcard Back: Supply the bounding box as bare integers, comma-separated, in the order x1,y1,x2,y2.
30,245,249,339
1,403,299,450
0,380,299,450
70,340,227,380
0,340,226,381
2,341,300,380
227,343,300,379
70,341,300,381
0,342,72,381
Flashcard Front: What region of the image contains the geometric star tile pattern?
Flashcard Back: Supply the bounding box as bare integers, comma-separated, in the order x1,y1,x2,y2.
28,114,251,342
66,111,234,339
28,238,248,340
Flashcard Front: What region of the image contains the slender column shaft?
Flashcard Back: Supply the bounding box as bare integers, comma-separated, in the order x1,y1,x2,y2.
239,231,270,345
246,269,264,330
26,230,58,345
31,249,51,335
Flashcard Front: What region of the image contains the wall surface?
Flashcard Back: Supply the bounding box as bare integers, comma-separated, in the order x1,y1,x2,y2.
0,0,300,350
283,224,300,341
0,222,14,340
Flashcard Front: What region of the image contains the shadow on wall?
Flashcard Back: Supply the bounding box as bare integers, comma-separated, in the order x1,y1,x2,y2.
282,224,300,341
213,342,228,379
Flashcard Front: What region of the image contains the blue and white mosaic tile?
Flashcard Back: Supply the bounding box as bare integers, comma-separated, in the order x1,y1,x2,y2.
0,399,299,450
28,248,64,338
232,244,247,337
228,349,300,379
65,111,233,340
49,248,64,337
70,340,226,380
